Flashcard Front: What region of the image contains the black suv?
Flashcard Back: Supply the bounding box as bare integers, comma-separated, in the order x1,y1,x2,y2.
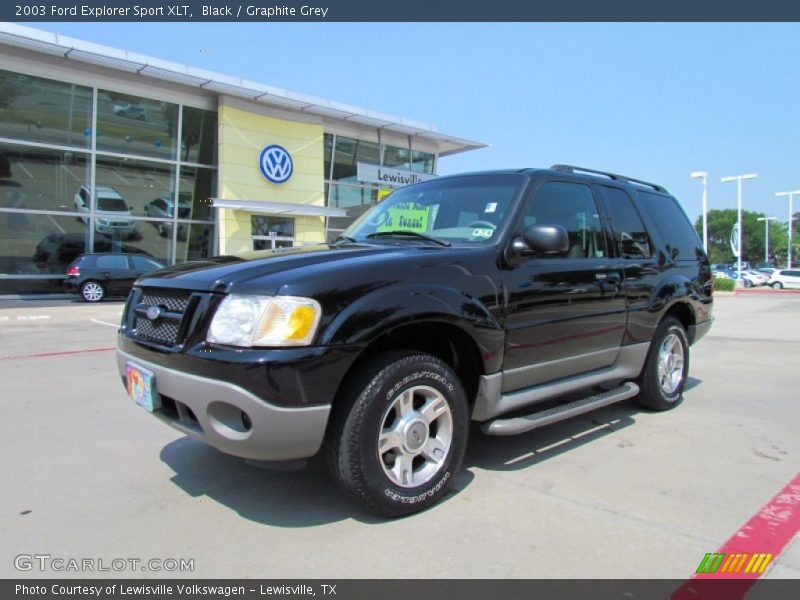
117,165,713,516
65,253,164,302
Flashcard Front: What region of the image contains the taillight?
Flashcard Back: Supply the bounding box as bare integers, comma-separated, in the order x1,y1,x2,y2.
66,266,80,276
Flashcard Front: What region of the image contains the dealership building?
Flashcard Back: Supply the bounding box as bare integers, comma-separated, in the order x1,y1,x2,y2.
0,24,483,295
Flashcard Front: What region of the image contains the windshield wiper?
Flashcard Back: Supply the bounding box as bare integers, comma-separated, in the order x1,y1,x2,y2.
365,230,451,247
332,235,357,244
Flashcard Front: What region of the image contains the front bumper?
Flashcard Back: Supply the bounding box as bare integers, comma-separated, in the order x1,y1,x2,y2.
689,318,713,345
117,349,331,461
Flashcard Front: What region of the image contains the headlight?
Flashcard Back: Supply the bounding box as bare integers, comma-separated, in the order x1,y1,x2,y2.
97,218,109,226
207,294,322,347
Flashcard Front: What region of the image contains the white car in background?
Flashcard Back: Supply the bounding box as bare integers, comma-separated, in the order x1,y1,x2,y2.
770,269,800,289
74,185,138,239
745,270,770,286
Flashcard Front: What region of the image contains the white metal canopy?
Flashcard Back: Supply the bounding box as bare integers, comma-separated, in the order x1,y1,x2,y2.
212,198,348,218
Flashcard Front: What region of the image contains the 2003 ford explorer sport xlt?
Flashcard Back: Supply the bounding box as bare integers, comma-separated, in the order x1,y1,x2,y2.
117,165,713,517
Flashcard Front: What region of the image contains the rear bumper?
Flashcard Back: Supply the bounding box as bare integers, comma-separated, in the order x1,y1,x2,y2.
117,349,331,461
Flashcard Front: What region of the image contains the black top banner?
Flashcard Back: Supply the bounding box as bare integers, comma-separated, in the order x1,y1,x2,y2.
4,0,800,22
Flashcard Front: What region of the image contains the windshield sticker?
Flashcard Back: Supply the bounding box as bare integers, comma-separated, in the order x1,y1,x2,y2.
473,228,494,239
376,202,431,233
485,202,497,213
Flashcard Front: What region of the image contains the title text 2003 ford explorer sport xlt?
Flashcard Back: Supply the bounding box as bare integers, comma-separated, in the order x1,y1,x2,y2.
117,165,713,517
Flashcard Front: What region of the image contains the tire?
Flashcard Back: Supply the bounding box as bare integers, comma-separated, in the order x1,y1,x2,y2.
744,280,753,288
326,351,469,517
80,281,105,303
772,282,783,290
634,316,689,411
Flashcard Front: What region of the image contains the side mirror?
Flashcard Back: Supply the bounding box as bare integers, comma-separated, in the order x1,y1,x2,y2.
523,224,569,254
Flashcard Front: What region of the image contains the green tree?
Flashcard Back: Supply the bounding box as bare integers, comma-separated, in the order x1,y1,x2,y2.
695,209,789,266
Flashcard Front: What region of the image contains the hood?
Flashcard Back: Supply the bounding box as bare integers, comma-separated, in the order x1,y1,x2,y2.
135,243,439,293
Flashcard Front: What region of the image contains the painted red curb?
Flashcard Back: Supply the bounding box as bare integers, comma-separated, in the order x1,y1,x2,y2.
0,347,116,361
734,288,800,295
671,472,800,599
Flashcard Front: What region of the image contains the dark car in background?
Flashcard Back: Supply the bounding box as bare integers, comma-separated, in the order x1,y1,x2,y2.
33,233,154,274
64,253,165,302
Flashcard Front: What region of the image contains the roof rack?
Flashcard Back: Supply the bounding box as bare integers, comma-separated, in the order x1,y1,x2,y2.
550,164,667,193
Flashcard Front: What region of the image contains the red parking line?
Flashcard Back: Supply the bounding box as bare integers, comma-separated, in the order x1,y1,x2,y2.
0,347,116,361
671,472,800,599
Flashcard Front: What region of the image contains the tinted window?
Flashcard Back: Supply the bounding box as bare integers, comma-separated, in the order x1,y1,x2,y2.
132,256,163,271
522,181,606,258
636,192,702,260
602,186,651,259
96,255,129,269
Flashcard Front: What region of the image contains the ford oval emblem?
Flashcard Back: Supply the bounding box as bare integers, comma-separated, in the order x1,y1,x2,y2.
146,305,162,321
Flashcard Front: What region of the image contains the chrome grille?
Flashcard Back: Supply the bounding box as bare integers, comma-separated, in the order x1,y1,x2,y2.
134,287,194,347
140,288,191,313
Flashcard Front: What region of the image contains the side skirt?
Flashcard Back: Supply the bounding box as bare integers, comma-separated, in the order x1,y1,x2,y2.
472,342,649,421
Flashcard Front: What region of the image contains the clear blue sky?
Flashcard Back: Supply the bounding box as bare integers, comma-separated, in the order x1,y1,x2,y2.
29,22,800,223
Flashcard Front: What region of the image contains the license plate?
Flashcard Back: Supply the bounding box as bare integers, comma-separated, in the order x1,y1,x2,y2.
126,362,161,412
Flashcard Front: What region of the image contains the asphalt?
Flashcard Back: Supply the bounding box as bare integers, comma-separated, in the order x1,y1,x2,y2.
0,294,797,579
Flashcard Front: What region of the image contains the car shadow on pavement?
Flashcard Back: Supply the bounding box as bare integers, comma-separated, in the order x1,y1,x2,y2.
159,437,475,526
465,401,640,473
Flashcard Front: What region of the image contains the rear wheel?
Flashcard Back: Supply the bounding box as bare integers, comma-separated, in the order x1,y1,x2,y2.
635,316,689,411
326,351,469,517
80,281,105,303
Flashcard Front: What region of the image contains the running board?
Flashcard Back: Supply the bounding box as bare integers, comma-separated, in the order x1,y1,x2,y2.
481,382,640,436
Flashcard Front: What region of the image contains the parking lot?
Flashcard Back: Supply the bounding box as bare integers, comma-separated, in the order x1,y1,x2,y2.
0,293,798,579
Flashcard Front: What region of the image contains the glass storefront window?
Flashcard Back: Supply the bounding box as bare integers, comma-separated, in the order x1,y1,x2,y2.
383,144,410,169
411,150,435,174
328,183,379,210
96,89,178,160
0,143,91,211
175,223,214,263
178,166,215,221
0,69,93,149
0,212,89,276
180,106,217,165
94,156,175,218
93,219,172,265
252,215,295,237
332,136,380,182
324,133,333,180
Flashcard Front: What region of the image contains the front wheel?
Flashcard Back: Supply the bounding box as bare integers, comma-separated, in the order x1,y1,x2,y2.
327,352,469,517
772,281,783,290
634,316,689,411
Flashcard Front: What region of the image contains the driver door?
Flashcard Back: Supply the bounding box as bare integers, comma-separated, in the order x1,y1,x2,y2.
501,180,627,391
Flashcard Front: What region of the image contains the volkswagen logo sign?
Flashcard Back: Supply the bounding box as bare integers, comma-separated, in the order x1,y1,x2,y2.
259,144,293,184
145,305,162,321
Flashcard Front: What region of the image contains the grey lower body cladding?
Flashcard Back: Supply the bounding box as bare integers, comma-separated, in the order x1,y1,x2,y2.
472,343,650,421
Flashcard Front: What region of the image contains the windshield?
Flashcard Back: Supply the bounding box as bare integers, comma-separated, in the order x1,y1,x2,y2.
343,174,525,245
97,196,128,212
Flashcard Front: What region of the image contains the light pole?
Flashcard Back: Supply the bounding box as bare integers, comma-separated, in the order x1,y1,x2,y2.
775,190,800,268
721,173,758,283
691,171,709,254
756,216,776,265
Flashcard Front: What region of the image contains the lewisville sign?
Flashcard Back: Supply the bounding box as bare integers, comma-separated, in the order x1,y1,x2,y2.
356,162,437,188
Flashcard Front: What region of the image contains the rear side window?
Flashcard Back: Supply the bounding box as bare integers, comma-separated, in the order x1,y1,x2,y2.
636,192,702,260
601,186,652,259
96,255,129,269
